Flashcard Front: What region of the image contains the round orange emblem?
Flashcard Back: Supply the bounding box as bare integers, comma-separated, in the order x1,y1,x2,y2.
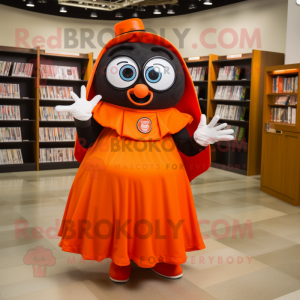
137,117,152,134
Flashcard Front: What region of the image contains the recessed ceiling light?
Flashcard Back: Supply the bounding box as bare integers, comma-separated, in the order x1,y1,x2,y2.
37,0,47,3
115,12,123,18
204,0,213,5
167,5,175,14
136,6,146,12
90,11,98,18
60,6,67,13
26,0,35,7
189,3,197,9
153,6,161,14
132,12,139,18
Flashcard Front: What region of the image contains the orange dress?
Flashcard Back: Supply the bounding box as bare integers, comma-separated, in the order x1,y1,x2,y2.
58,102,205,268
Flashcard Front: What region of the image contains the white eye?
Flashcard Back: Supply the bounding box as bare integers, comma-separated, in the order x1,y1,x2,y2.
106,56,139,88
143,57,176,91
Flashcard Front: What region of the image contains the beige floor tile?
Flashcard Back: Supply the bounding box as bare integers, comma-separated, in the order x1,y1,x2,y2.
0,167,299,300
216,229,297,257
229,208,286,223
274,290,300,300
204,267,300,300
2,281,98,300
84,262,218,300
183,255,268,289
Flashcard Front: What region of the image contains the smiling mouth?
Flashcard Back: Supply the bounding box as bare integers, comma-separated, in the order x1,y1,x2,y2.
127,89,153,106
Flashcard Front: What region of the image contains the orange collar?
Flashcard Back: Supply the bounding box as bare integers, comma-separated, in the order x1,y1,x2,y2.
92,101,193,141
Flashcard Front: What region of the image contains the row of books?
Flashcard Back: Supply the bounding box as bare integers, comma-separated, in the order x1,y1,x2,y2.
0,84,20,98
217,66,241,81
188,67,207,81
225,125,245,141
0,106,21,120
0,61,12,76
39,148,75,163
0,127,22,142
270,107,296,124
215,105,247,120
40,65,80,80
12,63,34,77
39,127,76,142
215,86,246,101
39,86,74,100
0,61,34,77
275,96,297,105
0,149,23,165
272,76,298,93
40,107,74,121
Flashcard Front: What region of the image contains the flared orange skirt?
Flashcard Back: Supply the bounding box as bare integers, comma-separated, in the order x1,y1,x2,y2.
58,128,205,267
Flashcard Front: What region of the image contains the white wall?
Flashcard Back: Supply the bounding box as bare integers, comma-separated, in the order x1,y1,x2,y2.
0,0,287,59
285,0,300,64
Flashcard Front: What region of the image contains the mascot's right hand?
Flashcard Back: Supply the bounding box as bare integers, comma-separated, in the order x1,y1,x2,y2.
55,85,102,121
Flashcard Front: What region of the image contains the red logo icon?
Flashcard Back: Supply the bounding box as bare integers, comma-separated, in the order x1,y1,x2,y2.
24,246,56,277
137,117,152,134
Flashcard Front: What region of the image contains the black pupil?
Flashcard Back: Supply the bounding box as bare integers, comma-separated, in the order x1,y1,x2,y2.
149,69,160,81
122,67,134,79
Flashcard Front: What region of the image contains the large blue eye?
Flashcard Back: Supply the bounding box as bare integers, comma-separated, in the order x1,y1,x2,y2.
119,65,136,81
145,66,162,83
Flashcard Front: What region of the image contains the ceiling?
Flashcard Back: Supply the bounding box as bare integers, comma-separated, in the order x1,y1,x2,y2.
0,0,247,20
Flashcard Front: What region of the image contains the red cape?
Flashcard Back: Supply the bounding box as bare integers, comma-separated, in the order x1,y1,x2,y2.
75,22,211,181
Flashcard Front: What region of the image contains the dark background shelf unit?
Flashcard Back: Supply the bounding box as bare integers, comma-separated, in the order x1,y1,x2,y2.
0,46,93,172
207,50,285,175
37,49,93,171
184,56,210,115
0,46,38,171
39,161,80,170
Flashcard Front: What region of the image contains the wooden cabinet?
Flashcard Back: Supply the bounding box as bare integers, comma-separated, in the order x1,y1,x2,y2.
261,64,300,206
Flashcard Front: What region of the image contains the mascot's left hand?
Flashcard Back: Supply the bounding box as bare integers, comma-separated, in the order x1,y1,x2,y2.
194,115,234,147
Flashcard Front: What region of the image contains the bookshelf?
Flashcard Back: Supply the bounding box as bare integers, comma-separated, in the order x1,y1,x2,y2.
0,46,38,172
261,64,300,206
183,55,217,115
207,50,284,175
0,46,93,172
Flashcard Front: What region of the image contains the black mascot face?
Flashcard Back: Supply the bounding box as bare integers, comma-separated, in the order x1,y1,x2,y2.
93,43,185,110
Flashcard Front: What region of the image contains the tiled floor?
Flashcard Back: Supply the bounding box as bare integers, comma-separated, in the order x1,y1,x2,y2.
0,167,300,300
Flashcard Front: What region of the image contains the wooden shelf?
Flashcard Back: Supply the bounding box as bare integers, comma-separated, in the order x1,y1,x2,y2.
0,75,35,80
39,161,80,170
40,99,74,102
211,99,250,103
0,140,36,143
0,120,35,122
184,55,212,116
261,63,300,206
39,141,75,143
212,80,251,84
0,45,94,172
212,57,252,63
269,104,297,108
0,98,36,101
267,93,298,96
210,162,247,175
39,120,74,123
208,50,285,175
0,162,37,173
39,78,88,83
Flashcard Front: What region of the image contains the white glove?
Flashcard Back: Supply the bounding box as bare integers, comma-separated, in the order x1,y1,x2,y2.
55,85,101,121
194,114,234,147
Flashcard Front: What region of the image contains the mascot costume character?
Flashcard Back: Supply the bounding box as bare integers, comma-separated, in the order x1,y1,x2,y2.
56,18,234,283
